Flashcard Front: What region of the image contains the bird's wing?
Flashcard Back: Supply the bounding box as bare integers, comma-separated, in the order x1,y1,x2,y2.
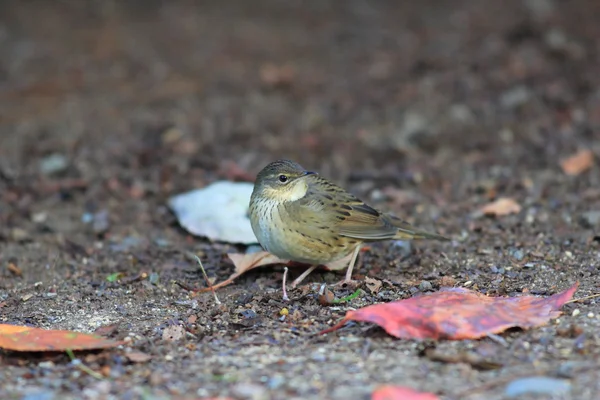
296,177,399,241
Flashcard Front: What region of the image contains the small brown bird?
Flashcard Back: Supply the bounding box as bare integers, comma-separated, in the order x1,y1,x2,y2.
249,160,449,287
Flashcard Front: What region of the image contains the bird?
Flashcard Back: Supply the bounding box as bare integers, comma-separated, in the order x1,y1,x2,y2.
248,159,449,288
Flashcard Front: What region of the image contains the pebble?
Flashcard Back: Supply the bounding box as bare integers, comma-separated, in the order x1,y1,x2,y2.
510,248,525,261
418,281,433,292
266,375,286,390
38,361,55,369
505,376,571,397
580,211,600,228
231,382,268,400
500,86,532,109
148,272,160,285
391,240,412,259
10,227,29,242
21,392,55,400
572,309,580,317
39,153,68,175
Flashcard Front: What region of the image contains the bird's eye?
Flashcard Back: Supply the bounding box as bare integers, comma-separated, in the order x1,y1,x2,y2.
278,175,288,183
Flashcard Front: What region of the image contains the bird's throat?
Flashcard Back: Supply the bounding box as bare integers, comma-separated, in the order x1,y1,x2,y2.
263,181,308,202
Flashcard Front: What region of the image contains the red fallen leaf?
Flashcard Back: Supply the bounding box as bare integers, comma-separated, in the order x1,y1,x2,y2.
0,324,124,352
480,197,521,216
321,283,578,340
372,385,439,400
560,149,594,176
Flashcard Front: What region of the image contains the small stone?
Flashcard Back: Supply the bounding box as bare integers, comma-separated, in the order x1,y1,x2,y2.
391,240,412,259
231,382,268,400
39,153,68,175
21,293,34,302
580,211,600,228
310,350,327,362
510,248,525,261
91,210,110,235
572,309,580,317
10,227,29,242
32,212,48,223
500,86,532,109
148,272,160,285
38,361,55,369
505,376,571,397
419,281,433,292
22,391,55,400
266,375,286,390
587,312,595,318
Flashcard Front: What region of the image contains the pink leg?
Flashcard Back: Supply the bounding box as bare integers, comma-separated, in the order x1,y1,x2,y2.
290,264,319,288
282,267,290,301
343,245,361,283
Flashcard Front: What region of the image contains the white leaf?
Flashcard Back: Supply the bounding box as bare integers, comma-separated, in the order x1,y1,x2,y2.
168,181,258,244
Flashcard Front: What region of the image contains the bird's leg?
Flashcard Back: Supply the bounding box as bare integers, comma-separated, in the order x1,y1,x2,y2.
343,245,361,283
282,267,290,301
290,264,319,288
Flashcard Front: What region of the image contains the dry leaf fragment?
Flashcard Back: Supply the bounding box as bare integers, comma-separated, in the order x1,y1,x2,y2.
365,276,383,294
7,258,22,276
162,325,186,342
480,197,521,217
126,351,152,363
560,149,594,176
0,324,123,352
372,385,440,400
260,63,295,87
318,283,336,306
321,283,578,340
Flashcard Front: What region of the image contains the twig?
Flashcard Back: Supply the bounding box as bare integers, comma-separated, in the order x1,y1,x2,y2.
566,293,600,304
282,267,289,301
190,253,220,304
65,349,104,380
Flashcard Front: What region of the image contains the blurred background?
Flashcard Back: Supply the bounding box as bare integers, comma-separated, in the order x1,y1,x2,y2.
1,0,599,259
2,0,598,188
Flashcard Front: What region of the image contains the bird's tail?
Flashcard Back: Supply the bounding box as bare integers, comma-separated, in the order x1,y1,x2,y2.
388,215,450,241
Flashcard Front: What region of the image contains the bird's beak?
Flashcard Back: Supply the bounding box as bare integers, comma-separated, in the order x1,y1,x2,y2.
302,170,317,176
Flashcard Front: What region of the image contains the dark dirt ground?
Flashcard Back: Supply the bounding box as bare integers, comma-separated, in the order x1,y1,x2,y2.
1,1,600,399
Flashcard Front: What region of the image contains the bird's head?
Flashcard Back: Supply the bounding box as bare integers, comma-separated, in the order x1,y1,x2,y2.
253,159,317,202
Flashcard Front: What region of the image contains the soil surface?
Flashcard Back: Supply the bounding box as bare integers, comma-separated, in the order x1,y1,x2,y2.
1,1,600,399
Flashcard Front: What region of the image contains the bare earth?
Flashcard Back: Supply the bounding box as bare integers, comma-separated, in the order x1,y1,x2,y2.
1,1,600,399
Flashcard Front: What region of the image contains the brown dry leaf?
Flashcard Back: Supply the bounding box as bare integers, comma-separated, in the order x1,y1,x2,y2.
7,259,22,277
0,324,123,352
365,276,383,294
480,197,521,217
318,283,336,306
126,351,152,363
194,251,288,293
560,149,594,176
